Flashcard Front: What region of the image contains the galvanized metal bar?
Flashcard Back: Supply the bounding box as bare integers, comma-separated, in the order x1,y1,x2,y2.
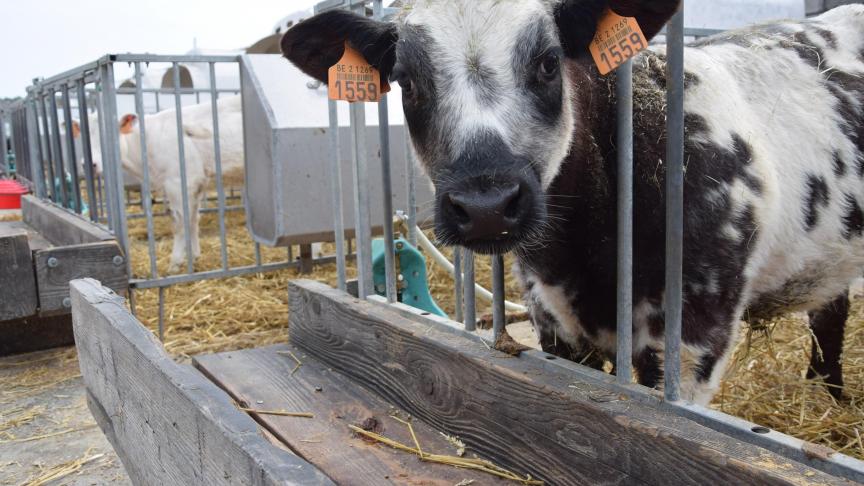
378,109,397,300
616,59,634,385
0,110,7,176
208,62,230,271
463,250,476,331
25,100,46,198
664,8,685,403
129,259,331,290
111,54,239,63
172,62,196,275
101,63,131,271
453,248,463,323
327,99,347,291
76,80,98,222
48,92,69,208
93,82,112,227
158,286,166,341
117,87,242,95
61,85,83,213
255,242,263,267
37,97,54,200
350,102,374,298
405,132,418,246
492,254,506,340
134,62,159,279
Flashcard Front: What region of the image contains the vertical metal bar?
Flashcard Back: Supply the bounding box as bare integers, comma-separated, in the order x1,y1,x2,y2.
0,110,7,176
77,80,98,222
39,95,56,202
100,62,131,274
350,103,374,298
255,242,262,267
454,248,463,323
94,81,111,226
25,100,45,198
463,250,476,331
404,132,418,246
129,288,137,317
48,92,69,208
158,286,166,342
616,60,634,385
208,62,229,271
172,62,195,274
492,254,506,340
328,100,347,291
664,8,685,403
134,62,159,279
61,85,83,213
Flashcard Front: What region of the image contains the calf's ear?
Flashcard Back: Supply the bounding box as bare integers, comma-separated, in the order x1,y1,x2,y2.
119,114,137,135
554,0,680,59
281,10,398,84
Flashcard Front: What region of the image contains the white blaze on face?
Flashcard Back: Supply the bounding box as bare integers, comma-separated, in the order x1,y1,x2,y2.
403,0,575,188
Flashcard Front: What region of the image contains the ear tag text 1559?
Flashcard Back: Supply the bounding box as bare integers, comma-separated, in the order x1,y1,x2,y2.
328,42,390,103
589,9,648,75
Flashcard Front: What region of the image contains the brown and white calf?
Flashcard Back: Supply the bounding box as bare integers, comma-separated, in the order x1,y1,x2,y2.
282,1,864,404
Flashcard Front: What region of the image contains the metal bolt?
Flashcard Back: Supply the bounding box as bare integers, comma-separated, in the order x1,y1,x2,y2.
62,297,72,308
113,255,124,266
47,257,59,268
396,242,404,251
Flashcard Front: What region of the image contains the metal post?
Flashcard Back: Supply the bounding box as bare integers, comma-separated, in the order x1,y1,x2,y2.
158,286,166,341
350,102,374,298
454,248,463,323
616,59,634,386
0,110,7,176
134,62,159,279
463,250,476,331
664,8,685,403
492,255,506,340
328,99,347,291
39,95,56,202
48,91,69,208
405,132,418,246
61,85,83,213
25,100,45,198
172,62,195,274
208,62,230,271
77,80,99,222
100,61,131,274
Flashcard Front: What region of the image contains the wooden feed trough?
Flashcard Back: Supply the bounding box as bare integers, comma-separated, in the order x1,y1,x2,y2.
71,278,861,485
0,196,127,356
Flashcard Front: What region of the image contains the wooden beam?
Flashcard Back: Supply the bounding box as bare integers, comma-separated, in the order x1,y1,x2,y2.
70,279,334,486
0,314,72,356
0,230,37,321
288,280,853,486
22,195,113,247
195,344,513,485
35,242,128,315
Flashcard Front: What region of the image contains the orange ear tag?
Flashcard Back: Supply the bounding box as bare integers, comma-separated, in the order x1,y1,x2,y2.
328,42,391,103
589,9,648,76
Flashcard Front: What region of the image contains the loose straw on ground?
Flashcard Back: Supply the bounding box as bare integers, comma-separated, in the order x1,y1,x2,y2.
349,420,543,485
238,407,313,418
21,451,104,486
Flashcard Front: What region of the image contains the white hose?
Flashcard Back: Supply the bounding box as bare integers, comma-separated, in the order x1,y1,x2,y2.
411,224,528,313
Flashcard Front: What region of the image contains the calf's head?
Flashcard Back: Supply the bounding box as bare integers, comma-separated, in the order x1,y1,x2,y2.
282,0,678,254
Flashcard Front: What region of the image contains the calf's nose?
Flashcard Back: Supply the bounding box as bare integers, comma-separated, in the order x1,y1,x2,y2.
445,183,522,241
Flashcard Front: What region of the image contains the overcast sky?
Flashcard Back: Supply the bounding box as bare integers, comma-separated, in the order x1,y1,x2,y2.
0,0,320,98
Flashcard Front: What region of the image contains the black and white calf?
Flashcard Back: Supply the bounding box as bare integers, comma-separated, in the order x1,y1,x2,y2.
282,1,864,404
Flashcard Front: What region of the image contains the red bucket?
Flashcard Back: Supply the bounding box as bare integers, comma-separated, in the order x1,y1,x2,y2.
0,180,29,210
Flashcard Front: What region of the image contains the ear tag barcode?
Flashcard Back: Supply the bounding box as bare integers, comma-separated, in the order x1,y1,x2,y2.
328,42,390,103
589,9,648,76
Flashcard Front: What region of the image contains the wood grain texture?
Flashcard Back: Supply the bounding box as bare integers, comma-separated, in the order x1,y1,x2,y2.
0,231,37,321
0,220,52,252
0,313,72,356
22,195,113,246
70,278,334,486
288,280,854,486
195,344,513,486
35,242,128,315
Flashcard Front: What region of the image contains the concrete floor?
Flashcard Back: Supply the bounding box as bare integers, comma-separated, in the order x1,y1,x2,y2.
0,347,130,485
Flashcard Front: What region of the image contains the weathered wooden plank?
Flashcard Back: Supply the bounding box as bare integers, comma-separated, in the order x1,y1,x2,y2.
0,231,38,321
195,344,514,486
35,242,128,315
0,314,73,356
289,280,855,486
22,195,113,246
0,220,52,252
70,278,334,486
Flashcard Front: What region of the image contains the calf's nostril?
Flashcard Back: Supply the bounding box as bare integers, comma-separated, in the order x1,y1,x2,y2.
447,194,471,224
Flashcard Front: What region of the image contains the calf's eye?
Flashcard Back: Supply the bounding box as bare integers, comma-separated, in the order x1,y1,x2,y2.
539,54,560,80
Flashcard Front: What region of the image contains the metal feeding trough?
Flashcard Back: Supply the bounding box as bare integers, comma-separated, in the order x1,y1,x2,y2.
240,54,433,247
